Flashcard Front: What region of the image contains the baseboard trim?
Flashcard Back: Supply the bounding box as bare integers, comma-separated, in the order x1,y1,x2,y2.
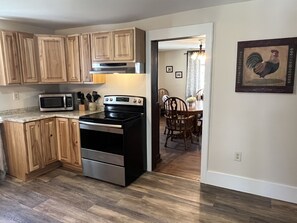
202,171,297,204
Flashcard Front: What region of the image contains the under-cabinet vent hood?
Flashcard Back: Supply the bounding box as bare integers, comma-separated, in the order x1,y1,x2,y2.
90,62,145,74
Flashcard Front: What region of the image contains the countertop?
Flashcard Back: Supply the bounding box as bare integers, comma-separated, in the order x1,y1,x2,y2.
0,109,102,124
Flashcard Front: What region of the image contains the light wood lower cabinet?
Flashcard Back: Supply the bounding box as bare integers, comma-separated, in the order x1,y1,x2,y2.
3,117,82,181
56,118,82,170
41,118,58,165
3,120,60,181
25,121,43,172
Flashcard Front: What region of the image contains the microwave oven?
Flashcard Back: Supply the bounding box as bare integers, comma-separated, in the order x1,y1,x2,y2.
39,93,74,112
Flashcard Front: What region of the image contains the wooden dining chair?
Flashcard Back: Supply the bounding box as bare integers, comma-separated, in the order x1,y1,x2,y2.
163,97,195,150
158,88,169,116
195,89,204,139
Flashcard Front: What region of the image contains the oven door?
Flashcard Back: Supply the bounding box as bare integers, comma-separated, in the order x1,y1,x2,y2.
79,121,124,163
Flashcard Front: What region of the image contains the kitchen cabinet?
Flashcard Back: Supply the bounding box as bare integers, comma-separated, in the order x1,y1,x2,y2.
66,34,81,82
56,118,81,170
80,33,93,83
25,121,43,172
0,30,22,85
92,31,112,62
113,29,134,61
36,35,67,83
91,27,145,63
18,32,38,83
3,120,60,181
41,118,58,165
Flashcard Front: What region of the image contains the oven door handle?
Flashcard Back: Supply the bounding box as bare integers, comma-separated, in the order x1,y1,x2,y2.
79,121,122,129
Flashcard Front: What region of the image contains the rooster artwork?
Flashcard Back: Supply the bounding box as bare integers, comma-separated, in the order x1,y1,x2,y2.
246,50,280,78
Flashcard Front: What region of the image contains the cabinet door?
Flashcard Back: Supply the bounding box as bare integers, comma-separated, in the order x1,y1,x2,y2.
80,33,92,82
66,35,81,82
1,31,21,84
18,32,38,83
37,35,67,83
41,118,58,165
69,119,81,167
113,29,134,61
56,118,71,163
92,32,113,61
25,121,43,172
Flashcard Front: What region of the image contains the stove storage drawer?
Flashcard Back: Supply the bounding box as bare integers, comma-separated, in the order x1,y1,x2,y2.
82,158,125,186
81,148,124,166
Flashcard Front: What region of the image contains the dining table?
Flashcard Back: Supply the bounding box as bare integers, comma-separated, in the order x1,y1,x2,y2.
186,100,203,135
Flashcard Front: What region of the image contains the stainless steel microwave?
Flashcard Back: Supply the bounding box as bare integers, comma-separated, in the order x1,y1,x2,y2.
39,93,74,111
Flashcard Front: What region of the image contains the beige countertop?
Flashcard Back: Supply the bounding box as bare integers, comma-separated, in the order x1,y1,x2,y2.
0,109,102,124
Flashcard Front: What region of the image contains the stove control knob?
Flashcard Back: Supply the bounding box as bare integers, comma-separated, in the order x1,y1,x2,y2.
110,98,113,101
105,98,109,101
133,99,137,103
138,99,142,104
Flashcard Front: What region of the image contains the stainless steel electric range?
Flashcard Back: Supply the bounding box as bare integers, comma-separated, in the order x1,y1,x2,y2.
79,95,146,186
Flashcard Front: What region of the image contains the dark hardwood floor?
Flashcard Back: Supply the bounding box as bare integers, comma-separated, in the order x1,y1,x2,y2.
1,168,297,222
155,116,201,180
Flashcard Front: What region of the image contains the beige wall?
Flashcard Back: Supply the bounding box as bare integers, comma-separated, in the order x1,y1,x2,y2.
158,50,187,99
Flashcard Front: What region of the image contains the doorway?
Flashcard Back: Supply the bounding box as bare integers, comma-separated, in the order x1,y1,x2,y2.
154,37,204,180
146,23,213,184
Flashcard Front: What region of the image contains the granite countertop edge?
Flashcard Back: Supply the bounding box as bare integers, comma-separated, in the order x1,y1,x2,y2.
0,109,102,124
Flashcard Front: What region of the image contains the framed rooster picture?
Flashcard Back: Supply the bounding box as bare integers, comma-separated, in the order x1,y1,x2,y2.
235,37,297,93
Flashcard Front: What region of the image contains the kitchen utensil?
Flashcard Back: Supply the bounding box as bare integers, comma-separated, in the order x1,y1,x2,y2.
92,91,100,102
86,93,92,102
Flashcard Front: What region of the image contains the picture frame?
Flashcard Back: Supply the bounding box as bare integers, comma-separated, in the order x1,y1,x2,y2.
235,37,297,93
175,71,183,78
166,66,173,73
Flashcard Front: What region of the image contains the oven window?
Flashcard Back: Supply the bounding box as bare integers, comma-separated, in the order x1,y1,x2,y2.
40,97,64,108
80,129,123,155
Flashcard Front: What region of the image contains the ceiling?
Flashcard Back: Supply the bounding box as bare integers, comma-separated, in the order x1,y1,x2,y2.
0,0,250,30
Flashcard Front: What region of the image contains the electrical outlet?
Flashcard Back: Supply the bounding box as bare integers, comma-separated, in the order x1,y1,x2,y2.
234,152,242,162
13,92,20,101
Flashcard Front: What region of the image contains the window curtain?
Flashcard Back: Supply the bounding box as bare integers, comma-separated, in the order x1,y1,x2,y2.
185,51,205,98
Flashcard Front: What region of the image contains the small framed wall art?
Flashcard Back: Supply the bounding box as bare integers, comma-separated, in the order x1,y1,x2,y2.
235,37,297,93
166,66,173,73
175,71,183,78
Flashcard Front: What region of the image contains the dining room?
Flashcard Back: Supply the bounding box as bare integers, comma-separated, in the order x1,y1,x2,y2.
154,37,206,181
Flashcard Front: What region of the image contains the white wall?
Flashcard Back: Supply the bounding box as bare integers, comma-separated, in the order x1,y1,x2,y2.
56,0,297,203
0,20,54,112
158,50,187,99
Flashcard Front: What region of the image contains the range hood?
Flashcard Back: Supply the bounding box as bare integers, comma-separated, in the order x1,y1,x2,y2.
90,62,145,74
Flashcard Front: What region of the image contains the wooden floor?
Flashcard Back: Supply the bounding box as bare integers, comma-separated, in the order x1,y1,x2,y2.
1,168,297,223
155,116,201,180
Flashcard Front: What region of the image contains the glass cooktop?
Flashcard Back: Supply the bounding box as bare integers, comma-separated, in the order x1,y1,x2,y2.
79,111,141,125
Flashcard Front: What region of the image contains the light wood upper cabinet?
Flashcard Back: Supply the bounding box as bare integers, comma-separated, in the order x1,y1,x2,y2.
91,28,145,64
113,29,134,61
92,31,113,62
80,33,92,82
18,32,38,83
0,30,21,85
25,121,43,172
66,34,81,82
41,118,58,165
36,35,67,83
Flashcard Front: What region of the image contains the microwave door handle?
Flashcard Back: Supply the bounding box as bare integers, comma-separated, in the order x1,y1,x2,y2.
63,95,66,109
